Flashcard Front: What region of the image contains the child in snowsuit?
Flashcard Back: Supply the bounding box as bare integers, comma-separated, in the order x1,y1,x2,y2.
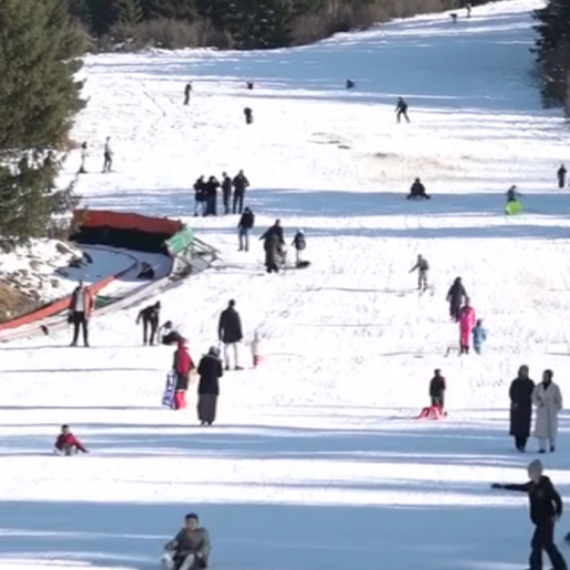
429,369,446,409
292,230,306,265
459,300,476,354
173,339,194,410
162,513,211,570
54,424,88,455
409,254,429,291
472,319,487,354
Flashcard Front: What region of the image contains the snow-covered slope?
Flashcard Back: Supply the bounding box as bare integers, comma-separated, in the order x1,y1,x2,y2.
2,1,570,569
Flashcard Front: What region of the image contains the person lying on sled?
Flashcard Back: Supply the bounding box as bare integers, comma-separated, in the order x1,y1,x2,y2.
162,513,211,570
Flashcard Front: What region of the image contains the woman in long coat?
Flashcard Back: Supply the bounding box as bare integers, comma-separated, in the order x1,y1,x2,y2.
509,365,535,452
197,347,224,426
532,369,563,453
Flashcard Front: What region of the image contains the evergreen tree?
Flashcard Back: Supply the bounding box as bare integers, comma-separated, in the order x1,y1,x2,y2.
533,0,570,106
0,0,85,244
114,0,144,25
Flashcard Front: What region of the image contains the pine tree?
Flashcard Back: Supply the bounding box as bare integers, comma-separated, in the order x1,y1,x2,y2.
0,0,85,244
533,0,570,106
114,0,143,24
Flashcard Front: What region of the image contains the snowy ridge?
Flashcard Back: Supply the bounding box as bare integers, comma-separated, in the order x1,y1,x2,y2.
1,0,570,569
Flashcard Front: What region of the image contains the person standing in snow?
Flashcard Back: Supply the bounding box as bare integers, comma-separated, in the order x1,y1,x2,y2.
446,277,467,322
232,170,249,214
466,2,472,17
221,173,232,215
429,369,446,409
218,300,243,371
491,460,567,570
260,219,285,274
197,347,224,426
205,176,220,216
237,207,254,252
136,301,161,346
509,365,535,452
557,164,566,189
532,370,562,453
458,299,476,354
193,176,206,217
78,142,88,174
471,318,487,354
68,281,94,347
292,230,306,265
172,338,194,410
184,82,192,106
395,97,410,123
409,254,429,291
102,136,113,173
244,107,253,125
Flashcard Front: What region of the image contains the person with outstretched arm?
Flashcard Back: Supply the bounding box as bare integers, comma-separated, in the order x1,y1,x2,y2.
491,459,567,570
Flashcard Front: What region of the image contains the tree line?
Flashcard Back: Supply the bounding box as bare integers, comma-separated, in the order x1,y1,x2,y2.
533,0,570,114
70,0,483,51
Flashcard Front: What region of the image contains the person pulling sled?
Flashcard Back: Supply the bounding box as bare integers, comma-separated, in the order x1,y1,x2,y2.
162,513,211,570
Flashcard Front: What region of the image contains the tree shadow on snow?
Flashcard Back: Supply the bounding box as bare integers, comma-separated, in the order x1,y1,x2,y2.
0,498,538,570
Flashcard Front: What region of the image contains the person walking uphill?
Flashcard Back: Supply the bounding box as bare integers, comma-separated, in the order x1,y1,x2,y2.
532,370,562,453
409,254,429,291
509,365,535,452
260,219,285,274
446,277,467,322
68,281,94,347
197,347,224,426
173,339,194,410
136,301,161,346
458,299,476,354
218,300,243,370
492,460,567,570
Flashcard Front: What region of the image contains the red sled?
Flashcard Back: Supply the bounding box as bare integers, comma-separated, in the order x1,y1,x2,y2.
416,405,446,420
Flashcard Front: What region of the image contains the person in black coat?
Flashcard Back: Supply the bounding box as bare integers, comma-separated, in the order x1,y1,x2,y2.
136,301,161,345
446,277,467,322
244,107,253,125
197,347,224,425
221,173,232,215
492,460,567,570
218,300,243,370
193,176,206,216
238,207,254,252
557,164,566,189
395,97,410,123
509,365,535,452
205,176,220,216
260,219,285,274
407,178,430,200
429,369,446,408
232,170,249,214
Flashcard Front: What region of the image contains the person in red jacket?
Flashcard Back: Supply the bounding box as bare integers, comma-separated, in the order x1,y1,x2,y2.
173,339,194,410
54,424,88,455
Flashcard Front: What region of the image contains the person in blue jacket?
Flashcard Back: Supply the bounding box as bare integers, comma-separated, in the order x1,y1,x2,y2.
472,319,487,354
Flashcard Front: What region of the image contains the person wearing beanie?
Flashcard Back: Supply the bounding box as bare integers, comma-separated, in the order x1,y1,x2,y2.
136,301,161,346
162,512,211,570
492,460,567,570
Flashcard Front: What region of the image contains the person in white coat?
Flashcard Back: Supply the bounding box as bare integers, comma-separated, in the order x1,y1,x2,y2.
532,370,563,453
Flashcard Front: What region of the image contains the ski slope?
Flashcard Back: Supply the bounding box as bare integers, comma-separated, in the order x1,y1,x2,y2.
3,0,570,568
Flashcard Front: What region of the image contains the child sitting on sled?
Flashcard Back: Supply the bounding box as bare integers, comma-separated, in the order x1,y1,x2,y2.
54,424,88,455
161,513,211,570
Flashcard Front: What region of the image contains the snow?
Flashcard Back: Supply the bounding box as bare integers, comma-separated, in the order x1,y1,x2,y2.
2,0,570,569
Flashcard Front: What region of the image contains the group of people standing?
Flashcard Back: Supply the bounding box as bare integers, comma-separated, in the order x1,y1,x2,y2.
193,170,250,216
509,365,563,454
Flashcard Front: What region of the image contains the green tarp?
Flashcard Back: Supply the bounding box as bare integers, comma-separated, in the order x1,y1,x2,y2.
166,226,193,255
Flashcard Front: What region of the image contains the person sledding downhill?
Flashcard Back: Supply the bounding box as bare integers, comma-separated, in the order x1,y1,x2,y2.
417,370,446,419
54,424,88,455
505,184,523,215
162,513,211,570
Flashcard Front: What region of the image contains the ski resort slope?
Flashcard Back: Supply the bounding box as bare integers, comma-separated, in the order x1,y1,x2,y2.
4,0,570,569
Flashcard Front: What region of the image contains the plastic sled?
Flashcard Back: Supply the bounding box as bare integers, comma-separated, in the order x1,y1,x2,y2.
416,405,446,420
505,200,522,215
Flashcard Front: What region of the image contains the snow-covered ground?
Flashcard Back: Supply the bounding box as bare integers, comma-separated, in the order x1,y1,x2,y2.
3,0,570,568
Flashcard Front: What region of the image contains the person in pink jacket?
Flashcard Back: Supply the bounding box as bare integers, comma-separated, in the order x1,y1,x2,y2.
458,299,476,355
